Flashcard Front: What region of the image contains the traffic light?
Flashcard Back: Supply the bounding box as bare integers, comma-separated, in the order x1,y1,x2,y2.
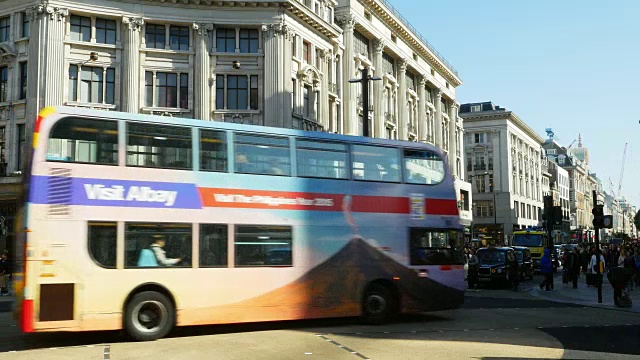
602,215,613,229
592,204,604,228
552,206,562,226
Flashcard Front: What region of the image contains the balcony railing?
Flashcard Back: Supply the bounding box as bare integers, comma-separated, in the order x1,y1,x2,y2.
473,165,486,171
301,118,324,132
377,0,458,76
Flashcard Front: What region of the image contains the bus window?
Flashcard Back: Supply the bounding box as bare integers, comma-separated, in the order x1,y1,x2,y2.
200,224,228,267
234,134,290,176
87,222,117,268
351,145,400,182
409,228,464,265
47,117,118,164
403,149,445,185
235,225,292,267
126,123,192,169
200,129,227,172
296,140,348,179
125,223,192,268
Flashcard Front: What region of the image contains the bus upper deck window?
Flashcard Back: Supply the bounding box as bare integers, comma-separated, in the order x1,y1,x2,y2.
47,117,118,164
404,149,445,185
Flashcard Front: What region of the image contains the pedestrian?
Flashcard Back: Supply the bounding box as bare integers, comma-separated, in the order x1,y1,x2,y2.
508,251,519,291
607,266,632,307
622,250,636,292
539,248,553,291
467,248,479,290
567,247,581,289
607,245,619,270
633,248,640,287
0,251,8,296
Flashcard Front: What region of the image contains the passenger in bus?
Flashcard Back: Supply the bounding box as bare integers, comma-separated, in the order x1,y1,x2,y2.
146,235,182,266
235,154,251,173
268,158,284,175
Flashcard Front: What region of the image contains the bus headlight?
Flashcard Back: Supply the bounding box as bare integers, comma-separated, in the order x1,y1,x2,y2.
497,268,503,274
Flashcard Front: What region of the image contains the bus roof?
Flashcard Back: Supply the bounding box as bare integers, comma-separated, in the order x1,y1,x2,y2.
45,106,447,154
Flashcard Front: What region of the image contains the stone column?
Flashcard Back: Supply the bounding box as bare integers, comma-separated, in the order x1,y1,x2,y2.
121,17,144,113
397,59,407,140
27,2,68,110
434,90,443,148
336,14,357,135
372,39,385,138
417,75,427,142
262,21,294,128
193,22,213,120
319,49,331,131
449,103,458,177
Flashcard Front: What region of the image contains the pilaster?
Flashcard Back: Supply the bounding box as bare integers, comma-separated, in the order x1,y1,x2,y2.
434,90,443,148
121,16,144,113
372,39,385,138
262,20,294,128
417,75,427,142
193,22,213,120
319,49,331,131
397,59,408,140
449,103,458,177
336,14,357,135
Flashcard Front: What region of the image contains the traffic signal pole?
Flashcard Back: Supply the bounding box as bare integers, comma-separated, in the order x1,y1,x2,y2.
592,190,603,304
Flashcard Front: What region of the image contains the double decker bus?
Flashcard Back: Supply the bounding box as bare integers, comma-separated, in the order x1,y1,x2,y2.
13,106,464,341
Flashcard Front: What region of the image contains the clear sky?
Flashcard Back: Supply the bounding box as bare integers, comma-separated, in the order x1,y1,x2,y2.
390,0,640,207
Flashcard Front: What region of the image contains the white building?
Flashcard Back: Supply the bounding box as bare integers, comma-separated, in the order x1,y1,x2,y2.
460,102,544,245
0,0,470,250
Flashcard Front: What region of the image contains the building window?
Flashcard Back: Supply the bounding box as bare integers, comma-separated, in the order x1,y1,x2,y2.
514,201,519,217
0,66,7,103
170,25,189,51
382,52,395,76
474,133,485,143
0,16,9,43
215,75,258,110
470,104,481,112
145,24,166,49
156,72,183,108
95,18,117,45
475,175,486,193
216,28,236,52
303,85,310,117
353,30,369,58
239,29,259,53
21,12,29,38
68,65,115,104
19,62,27,100
303,41,310,63
70,15,91,42
488,153,493,170
17,124,25,170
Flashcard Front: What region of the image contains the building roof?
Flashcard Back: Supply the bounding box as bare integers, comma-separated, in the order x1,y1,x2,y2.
459,102,544,144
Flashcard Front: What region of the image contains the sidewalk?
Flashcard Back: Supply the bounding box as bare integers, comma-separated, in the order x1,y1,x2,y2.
529,272,640,313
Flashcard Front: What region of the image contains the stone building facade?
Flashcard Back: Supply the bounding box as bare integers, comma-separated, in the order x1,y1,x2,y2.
0,0,470,251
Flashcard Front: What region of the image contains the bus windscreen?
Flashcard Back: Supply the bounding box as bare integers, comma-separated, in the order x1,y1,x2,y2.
513,234,543,247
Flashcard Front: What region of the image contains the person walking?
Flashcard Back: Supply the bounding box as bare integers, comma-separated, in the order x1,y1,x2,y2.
0,252,8,296
622,250,636,292
633,248,640,287
467,249,479,290
508,251,519,292
539,248,553,291
567,247,581,289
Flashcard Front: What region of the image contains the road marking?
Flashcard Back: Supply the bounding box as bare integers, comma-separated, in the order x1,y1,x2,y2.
104,344,110,360
316,335,370,360
305,353,312,355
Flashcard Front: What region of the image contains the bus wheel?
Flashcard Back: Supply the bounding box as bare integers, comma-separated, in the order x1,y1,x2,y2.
124,291,175,341
362,283,397,325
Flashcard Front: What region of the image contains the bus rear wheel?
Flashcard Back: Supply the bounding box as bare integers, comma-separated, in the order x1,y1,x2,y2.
362,283,397,325
124,291,175,341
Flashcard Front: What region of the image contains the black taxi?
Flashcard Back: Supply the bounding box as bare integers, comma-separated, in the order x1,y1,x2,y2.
475,247,518,286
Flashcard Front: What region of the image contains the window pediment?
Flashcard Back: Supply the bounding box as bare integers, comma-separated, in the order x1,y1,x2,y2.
0,43,17,61
297,64,322,86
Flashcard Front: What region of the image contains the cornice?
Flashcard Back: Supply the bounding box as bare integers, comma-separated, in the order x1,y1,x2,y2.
460,110,544,145
359,0,461,87
284,1,342,38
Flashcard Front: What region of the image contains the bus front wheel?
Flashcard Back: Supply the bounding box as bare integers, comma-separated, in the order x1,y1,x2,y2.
362,283,397,325
124,291,175,341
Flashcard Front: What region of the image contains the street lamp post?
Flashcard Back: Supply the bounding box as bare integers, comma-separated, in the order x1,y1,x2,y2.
349,67,381,137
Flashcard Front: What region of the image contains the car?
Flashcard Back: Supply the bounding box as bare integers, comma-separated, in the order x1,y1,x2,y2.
511,246,533,280
475,247,518,287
